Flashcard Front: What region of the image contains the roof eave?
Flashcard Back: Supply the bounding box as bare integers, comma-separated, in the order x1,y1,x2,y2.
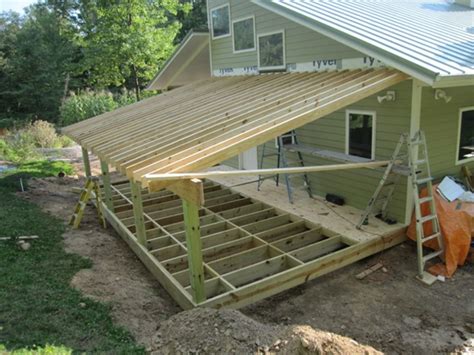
146,30,209,91
433,74,474,88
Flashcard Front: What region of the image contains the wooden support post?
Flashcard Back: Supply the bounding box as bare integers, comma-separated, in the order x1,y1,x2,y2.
82,147,91,178
182,180,206,304
130,181,147,246
100,160,114,211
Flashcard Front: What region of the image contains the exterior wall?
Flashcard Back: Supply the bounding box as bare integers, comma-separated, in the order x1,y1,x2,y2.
257,81,412,223
208,0,370,75
421,85,474,178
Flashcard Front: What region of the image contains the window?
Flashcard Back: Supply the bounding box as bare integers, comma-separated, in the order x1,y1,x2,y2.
232,16,255,53
346,111,376,160
210,4,230,39
257,30,285,70
456,107,474,163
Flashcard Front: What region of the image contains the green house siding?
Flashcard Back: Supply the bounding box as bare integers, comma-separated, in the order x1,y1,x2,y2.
255,81,412,223
421,85,474,179
208,0,362,73
209,0,474,224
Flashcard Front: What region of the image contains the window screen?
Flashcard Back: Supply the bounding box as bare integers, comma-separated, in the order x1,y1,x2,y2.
233,17,255,52
458,109,474,161
258,31,285,70
347,112,374,159
211,5,230,39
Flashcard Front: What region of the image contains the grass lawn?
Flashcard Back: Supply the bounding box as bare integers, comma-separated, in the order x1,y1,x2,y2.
0,161,144,353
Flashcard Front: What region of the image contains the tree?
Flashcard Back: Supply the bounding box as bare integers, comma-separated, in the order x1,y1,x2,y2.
175,0,208,43
0,3,82,122
80,0,191,101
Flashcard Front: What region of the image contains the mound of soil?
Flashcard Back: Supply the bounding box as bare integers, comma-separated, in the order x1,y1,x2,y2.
152,308,381,354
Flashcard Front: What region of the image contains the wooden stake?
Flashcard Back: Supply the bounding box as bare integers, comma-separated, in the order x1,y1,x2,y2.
100,160,114,211
82,147,91,178
182,197,206,303
130,181,147,246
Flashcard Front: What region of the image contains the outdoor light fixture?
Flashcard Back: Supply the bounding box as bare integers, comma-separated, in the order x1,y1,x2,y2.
434,89,452,103
377,91,396,103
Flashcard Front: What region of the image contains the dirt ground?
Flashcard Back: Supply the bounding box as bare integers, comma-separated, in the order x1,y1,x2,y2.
18,163,474,354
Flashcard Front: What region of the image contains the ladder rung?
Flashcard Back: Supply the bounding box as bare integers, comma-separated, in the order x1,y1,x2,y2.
415,159,427,165
410,140,423,146
423,250,443,263
421,232,441,243
419,214,437,224
416,177,433,184
419,196,433,204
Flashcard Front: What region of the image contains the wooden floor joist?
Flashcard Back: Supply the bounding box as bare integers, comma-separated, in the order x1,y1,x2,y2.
96,178,405,309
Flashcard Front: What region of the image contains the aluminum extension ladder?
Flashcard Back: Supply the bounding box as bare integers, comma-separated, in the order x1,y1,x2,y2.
358,130,445,284
69,176,106,229
257,130,313,203
408,131,444,284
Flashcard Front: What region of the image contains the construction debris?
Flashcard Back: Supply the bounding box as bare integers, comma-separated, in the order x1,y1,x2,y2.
356,263,384,280
0,235,39,241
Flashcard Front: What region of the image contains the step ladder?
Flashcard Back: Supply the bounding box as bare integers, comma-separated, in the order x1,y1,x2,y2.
408,131,444,285
257,130,312,203
69,176,106,229
356,133,406,229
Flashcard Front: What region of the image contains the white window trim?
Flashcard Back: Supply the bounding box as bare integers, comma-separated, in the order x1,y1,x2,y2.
345,110,377,160
210,3,231,40
455,106,474,165
257,29,286,71
232,15,256,54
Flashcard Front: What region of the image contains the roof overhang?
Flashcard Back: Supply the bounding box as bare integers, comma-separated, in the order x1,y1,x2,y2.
63,69,408,192
252,0,473,87
147,31,210,91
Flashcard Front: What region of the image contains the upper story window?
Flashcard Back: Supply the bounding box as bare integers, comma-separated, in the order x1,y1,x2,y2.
456,107,474,164
345,110,376,160
210,4,231,39
232,16,255,53
257,30,286,71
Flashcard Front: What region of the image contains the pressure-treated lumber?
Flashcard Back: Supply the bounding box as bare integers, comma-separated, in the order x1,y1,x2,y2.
82,147,91,178
62,69,408,190
167,178,205,206
130,181,147,245
100,160,114,211
182,198,206,303
98,178,406,309
145,161,393,185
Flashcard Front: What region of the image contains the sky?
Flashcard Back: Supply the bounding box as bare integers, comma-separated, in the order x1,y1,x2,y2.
0,0,37,13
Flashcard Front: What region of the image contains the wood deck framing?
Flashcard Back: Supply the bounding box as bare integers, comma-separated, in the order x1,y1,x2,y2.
100,178,406,309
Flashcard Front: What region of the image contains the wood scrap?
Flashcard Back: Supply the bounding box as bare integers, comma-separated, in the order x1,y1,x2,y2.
356,263,383,280
0,235,39,241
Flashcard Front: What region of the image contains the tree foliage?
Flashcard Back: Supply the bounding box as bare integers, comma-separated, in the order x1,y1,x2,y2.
0,0,206,123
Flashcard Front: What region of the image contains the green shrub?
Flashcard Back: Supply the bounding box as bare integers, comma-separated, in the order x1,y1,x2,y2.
0,129,42,164
59,89,158,127
26,120,58,148
59,90,118,126
53,135,75,148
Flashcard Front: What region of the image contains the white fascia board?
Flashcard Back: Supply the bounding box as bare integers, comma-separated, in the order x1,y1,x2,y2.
432,74,474,88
